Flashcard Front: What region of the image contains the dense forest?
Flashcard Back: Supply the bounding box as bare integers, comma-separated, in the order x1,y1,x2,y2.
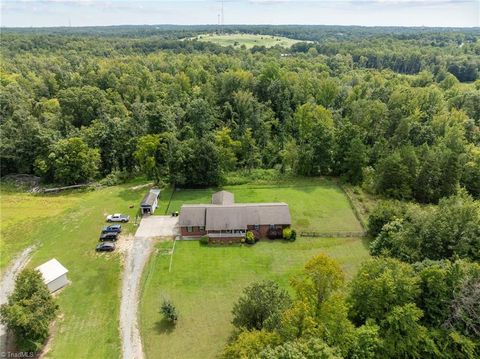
1,25,479,358
1,25,479,201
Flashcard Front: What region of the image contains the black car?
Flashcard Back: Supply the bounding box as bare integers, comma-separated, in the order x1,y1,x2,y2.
99,232,118,241
96,241,115,252
102,224,122,234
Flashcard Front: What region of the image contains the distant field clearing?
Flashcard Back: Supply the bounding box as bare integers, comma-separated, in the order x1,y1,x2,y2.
191,33,309,49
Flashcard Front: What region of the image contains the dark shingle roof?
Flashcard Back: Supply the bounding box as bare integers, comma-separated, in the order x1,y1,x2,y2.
141,189,160,207
179,203,291,230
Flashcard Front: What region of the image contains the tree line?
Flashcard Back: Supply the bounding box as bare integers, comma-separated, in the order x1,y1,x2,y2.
1,28,479,203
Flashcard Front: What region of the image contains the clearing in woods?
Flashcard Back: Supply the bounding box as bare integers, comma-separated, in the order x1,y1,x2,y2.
192,33,308,48
140,177,369,359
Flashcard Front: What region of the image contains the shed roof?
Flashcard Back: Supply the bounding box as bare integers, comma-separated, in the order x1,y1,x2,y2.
211,190,234,205
35,258,68,284
141,189,160,207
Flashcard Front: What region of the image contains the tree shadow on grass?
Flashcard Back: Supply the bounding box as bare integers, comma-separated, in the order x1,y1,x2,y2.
154,318,176,335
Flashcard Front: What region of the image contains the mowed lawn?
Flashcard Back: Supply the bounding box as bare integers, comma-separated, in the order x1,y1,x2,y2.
193,33,306,49
141,178,369,359
162,178,364,233
0,182,148,358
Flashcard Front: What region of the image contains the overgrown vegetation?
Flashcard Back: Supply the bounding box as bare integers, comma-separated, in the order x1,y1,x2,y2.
368,191,480,262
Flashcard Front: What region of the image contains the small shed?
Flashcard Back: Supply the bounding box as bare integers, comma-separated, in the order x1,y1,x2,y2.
211,190,234,205
35,258,69,293
140,189,161,215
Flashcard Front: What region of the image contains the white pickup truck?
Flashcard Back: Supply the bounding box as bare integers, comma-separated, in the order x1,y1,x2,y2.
106,213,130,223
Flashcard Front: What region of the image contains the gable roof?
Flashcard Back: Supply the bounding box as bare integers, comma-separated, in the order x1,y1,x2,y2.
178,202,291,230
178,206,206,227
205,203,291,230
141,189,160,207
35,258,68,284
211,190,234,205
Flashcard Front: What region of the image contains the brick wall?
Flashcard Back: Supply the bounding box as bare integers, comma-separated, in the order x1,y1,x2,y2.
180,226,206,237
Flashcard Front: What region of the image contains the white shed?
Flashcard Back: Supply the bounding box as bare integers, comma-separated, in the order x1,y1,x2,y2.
140,189,161,215
35,258,69,293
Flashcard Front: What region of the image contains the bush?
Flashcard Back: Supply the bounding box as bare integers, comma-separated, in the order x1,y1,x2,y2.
199,236,209,245
98,170,131,186
282,227,292,240
282,227,297,241
160,300,178,324
224,169,281,186
245,231,256,244
290,229,297,241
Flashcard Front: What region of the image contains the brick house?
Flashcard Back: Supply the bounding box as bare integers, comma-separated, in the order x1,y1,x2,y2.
178,191,291,242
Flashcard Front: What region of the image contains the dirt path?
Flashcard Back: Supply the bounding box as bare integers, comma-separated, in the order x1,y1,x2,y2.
0,246,35,353
120,216,179,359
120,237,153,359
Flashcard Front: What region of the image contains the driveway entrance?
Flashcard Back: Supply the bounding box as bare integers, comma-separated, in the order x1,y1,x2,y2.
134,215,179,238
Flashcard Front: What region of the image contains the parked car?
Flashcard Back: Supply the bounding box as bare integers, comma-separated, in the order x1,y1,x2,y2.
102,224,122,233
106,213,130,223
99,232,118,241
96,242,115,252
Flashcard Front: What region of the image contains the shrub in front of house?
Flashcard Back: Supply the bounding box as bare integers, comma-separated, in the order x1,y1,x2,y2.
245,231,256,244
283,227,297,241
289,229,297,241
283,227,292,240
199,236,209,245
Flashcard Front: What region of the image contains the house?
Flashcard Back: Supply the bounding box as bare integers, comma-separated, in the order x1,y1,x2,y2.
140,189,161,215
35,258,69,293
178,191,291,242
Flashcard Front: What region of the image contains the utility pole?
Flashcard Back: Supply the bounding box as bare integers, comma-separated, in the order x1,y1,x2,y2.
221,0,224,33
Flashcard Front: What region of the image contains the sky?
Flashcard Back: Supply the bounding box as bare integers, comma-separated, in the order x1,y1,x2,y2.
1,0,479,28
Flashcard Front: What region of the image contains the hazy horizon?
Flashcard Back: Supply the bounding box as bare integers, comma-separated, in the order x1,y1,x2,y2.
1,0,479,28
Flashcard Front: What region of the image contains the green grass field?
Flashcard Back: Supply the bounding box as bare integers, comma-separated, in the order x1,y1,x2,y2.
0,182,147,358
140,178,369,359
192,33,306,49
161,178,364,233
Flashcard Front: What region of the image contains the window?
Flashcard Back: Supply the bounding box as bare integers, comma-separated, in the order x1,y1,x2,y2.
254,224,260,230
199,226,205,231
187,226,193,233
269,224,275,229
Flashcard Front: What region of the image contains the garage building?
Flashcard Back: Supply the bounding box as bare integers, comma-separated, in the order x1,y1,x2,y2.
140,189,161,215
35,258,69,293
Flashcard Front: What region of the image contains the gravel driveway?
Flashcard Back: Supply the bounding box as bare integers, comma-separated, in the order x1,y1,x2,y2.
120,216,178,359
0,246,34,353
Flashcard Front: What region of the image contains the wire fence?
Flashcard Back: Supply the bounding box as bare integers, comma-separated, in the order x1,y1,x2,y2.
300,231,366,238
338,184,368,231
